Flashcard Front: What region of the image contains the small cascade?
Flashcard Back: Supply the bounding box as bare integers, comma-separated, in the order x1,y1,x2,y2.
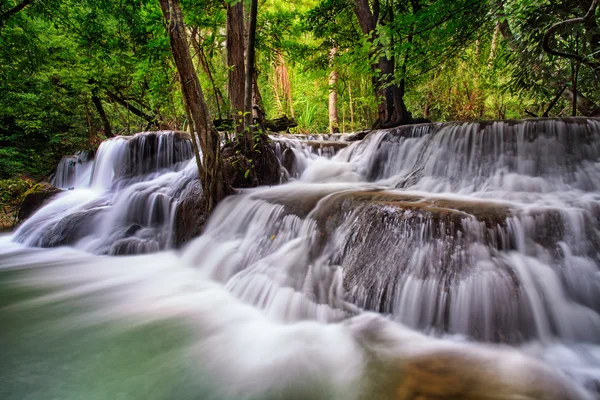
271,134,349,178
14,131,195,255
339,118,600,195
91,130,193,190
51,151,94,189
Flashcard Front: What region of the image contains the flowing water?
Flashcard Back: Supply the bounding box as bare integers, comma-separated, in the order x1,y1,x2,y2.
2,118,600,399
51,151,95,189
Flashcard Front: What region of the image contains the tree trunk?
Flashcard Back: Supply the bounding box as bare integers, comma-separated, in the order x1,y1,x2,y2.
348,82,354,128
488,23,500,66
226,1,246,132
351,0,412,126
252,70,265,124
243,0,258,143
274,53,294,118
328,48,340,133
159,0,226,212
91,89,113,138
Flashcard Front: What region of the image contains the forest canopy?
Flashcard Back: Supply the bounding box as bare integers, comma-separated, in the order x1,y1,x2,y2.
1,0,599,179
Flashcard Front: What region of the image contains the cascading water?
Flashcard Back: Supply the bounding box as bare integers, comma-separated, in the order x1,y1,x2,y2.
14,131,195,254
2,118,600,399
51,151,95,189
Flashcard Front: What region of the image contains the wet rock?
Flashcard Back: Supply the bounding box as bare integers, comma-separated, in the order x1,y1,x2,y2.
349,191,511,228
172,178,208,247
254,140,283,186
223,152,259,188
30,207,104,247
223,139,284,188
301,190,530,342
312,190,512,235
384,347,586,400
18,182,62,221
110,237,161,255
124,224,143,237
346,130,371,141
0,205,18,231
281,148,296,174
264,115,298,132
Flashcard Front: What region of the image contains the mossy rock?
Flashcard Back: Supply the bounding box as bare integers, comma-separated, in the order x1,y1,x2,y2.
0,178,36,230
0,178,35,205
18,182,62,222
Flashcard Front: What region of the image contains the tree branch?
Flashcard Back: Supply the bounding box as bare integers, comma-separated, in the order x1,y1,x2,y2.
542,0,599,70
105,89,157,126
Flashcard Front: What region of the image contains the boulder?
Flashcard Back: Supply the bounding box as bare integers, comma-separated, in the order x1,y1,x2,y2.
264,115,298,132
223,138,284,189
172,178,208,247
27,207,104,247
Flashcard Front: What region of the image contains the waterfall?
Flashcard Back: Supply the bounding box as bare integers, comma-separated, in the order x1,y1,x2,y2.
3,118,600,399
14,131,195,254
51,151,94,189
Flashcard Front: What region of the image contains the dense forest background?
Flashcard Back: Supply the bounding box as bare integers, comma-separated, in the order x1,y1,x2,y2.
1,0,599,180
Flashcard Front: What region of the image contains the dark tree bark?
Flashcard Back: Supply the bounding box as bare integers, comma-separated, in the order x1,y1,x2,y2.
159,0,226,212
91,89,113,138
243,0,258,141
252,69,265,123
226,0,246,133
542,85,567,117
329,48,340,134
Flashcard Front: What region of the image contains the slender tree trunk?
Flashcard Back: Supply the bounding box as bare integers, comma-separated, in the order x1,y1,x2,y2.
274,53,294,117
423,88,431,119
272,71,284,112
488,23,500,66
252,70,265,123
91,89,113,138
348,82,354,129
572,61,580,116
243,0,258,142
159,0,226,212
328,47,340,133
227,1,246,132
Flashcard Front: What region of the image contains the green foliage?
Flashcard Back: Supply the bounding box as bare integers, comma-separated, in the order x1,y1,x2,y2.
0,179,34,205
